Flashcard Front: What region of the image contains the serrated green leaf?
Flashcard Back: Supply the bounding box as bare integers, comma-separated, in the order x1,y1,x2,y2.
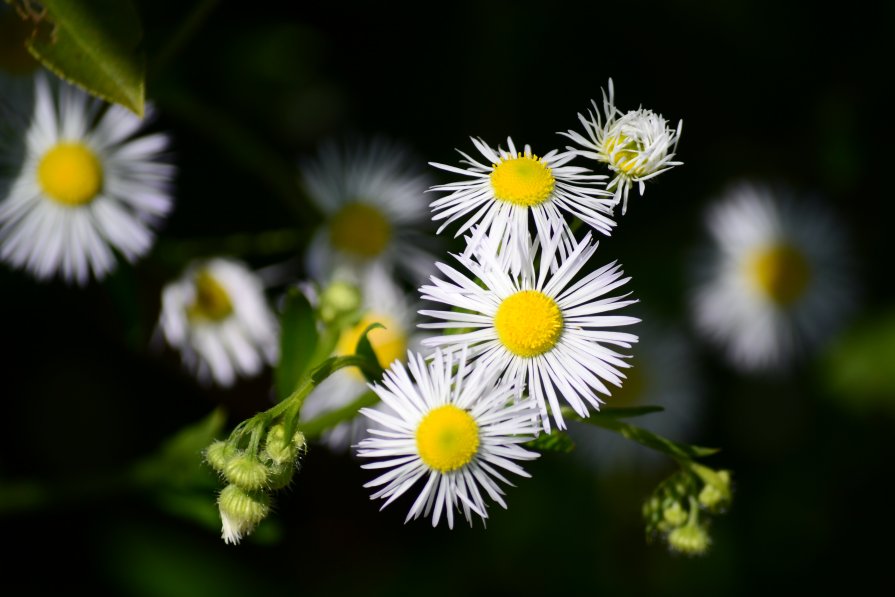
525,430,576,453
276,289,318,401
355,322,386,383
21,0,145,115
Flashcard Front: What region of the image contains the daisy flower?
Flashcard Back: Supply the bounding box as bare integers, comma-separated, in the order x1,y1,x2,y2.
0,74,174,284
562,79,682,214
301,138,436,287
429,136,615,275
569,320,702,474
356,349,539,528
690,183,855,371
419,230,640,432
301,266,425,450
159,257,279,387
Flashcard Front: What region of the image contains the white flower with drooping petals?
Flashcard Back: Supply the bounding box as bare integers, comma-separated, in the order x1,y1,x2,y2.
0,74,174,284
159,257,279,386
419,230,640,432
690,183,854,371
429,137,615,275
562,79,682,214
356,349,539,529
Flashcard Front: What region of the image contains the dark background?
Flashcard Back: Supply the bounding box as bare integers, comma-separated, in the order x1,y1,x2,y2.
3,0,894,594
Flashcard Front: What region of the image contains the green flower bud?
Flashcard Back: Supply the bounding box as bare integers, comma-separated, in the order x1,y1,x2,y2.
224,454,269,491
268,460,295,490
698,469,732,511
320,281,361,323
218,484,270,545
667,522,711,556
205,440,236,474
662,501,688,527
265,424,296,465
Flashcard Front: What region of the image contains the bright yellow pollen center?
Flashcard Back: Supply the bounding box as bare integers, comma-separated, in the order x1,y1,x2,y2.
490,154,555,207
187,272,234,322
603,135,645,176
494,290,563,358
37,143,104,206
336,312,407,377
329,202,392,258
747,244,812,306
416,405,480,472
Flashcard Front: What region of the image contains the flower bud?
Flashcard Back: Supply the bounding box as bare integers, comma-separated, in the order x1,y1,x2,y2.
268,460,295,490
697,469,732,511
218,484,270,545
667,522,711,556
319,281,361,323
224,454,269,491
205,440,236,474
662,501,688,527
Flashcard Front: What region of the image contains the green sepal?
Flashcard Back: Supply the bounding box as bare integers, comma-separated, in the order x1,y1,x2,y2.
355,322,386,383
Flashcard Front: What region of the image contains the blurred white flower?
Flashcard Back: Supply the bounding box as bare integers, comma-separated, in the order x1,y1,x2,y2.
160,258,278,386
690,183,855,371
0,74,174,284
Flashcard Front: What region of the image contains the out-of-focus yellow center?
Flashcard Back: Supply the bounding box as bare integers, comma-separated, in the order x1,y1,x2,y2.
747,244,812,306
603,134,645,176
490,154,555,207
38,143,104,206
336,312,407,373
416,405,480,472
494,290,563,358
187,271,234,322
329,202,391,257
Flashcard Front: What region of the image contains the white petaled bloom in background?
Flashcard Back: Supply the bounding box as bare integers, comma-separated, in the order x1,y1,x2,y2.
302,138,436,287
690,183,854,371
356,349,539,528
300,266,425,450
568,320,702,474
429,136,615,275
562,79,682,215
419,231,640,432
0,74,174,284
159,258,279,386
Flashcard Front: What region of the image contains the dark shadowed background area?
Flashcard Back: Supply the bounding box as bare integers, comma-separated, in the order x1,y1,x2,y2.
3,0,894,594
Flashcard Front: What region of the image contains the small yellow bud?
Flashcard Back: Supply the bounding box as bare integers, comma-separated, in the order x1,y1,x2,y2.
667,523,711,556
319,281,361,323
205,440,237,474
662,501,688,527
224,454,269,491
218,484,270,545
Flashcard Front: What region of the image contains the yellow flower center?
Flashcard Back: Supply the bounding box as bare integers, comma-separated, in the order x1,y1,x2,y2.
38,143,104,206
329,202,392,258
187,271,234,322
494,290,563,358
490,154,555,207
603,135,645,176
336,312,408,371
747,243,812,306
416,405,480,473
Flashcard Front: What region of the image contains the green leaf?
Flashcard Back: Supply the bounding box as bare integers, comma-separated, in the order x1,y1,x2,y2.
21,0,145,115
130,408,227,489
355,322,386,383
276,289,318,401
569,408,718,461
525,430,575,453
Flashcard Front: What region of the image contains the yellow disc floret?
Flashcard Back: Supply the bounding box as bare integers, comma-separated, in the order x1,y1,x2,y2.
336,312,407,371
747,243,812,306
494,290,563,358
416,405,480,472
38,143,104,206
490,154,555,207
188,271,234,322
603,135,646,176
329,202,392,257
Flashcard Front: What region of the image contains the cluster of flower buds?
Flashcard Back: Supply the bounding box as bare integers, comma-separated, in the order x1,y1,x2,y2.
205,422,307,544
642,463,732,555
